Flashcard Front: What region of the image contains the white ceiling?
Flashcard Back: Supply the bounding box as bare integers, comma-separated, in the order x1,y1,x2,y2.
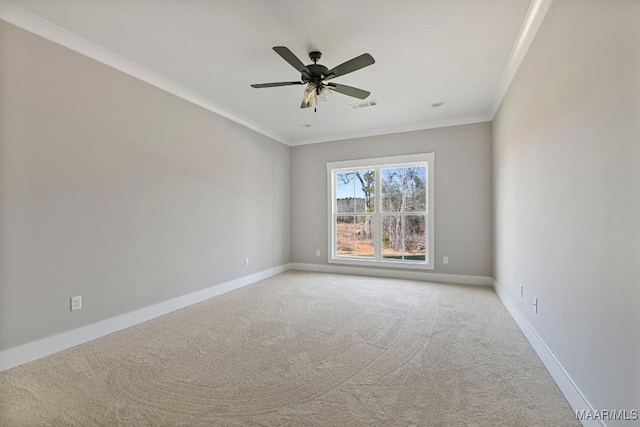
1,0,546,145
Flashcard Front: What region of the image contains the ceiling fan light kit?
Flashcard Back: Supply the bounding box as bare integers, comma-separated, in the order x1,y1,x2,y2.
317,86,333,103
251,46,375,111
301,83,316,109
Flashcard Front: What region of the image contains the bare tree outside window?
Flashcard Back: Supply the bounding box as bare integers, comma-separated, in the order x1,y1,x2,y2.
381,166,426,260
335,170,374,257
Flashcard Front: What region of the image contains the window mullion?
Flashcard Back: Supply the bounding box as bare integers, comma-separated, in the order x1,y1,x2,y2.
374,166,382,260
352,173,356,255
401,214,405,261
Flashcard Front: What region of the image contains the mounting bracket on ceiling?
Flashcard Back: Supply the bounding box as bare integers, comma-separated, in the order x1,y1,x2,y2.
309,51,322,64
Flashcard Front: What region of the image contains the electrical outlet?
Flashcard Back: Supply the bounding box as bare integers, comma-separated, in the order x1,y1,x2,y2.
245,258,249,267
533,298,538,314
443,256,449,265
70,296,82,311
520,284,524,298
316,249,321,257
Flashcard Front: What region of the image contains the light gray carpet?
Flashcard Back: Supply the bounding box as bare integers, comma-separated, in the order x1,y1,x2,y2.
0,271,579,426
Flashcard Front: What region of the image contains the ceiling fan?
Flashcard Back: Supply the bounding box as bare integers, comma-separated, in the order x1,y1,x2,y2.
251,46,375,110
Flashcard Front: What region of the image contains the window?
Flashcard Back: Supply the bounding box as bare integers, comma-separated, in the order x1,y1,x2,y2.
327,153,435,270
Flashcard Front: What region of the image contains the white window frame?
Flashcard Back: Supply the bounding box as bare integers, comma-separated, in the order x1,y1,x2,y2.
327,153,435,270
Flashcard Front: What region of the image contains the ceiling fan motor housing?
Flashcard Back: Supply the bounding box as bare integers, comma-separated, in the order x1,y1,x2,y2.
304,64,330,86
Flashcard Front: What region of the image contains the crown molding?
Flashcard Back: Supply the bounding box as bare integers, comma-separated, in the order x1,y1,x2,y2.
488,0,554,118
1,0,551,147
0,0,291,145
290,114,491,146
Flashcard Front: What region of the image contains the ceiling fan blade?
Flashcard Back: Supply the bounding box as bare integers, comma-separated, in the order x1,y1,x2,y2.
273,46,311,78
251,81,304,88
324,53,375,81
326,83,370,99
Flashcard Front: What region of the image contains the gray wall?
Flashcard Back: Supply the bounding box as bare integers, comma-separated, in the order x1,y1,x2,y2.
291,122,493,277
493,0,639,417
0,21,291,351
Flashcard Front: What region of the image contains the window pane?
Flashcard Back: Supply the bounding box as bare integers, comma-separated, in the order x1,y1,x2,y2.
382,215,403,260
336,171,354,213
353,169,375,213
405,166,426,212
403,215,426,261
355,216,374,257
336,215,355,256
381,168,400,212
381,166,426,212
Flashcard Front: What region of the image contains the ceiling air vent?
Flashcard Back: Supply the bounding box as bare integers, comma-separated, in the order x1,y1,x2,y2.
349,100,379,110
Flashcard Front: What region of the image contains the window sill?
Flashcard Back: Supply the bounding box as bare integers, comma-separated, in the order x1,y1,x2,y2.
328,257,434,270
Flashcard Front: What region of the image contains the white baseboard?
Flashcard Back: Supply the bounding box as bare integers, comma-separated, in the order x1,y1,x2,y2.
0,265,600,427
492,281,604,427
0,263,293,372
290,262,493,286
0,263,486,372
